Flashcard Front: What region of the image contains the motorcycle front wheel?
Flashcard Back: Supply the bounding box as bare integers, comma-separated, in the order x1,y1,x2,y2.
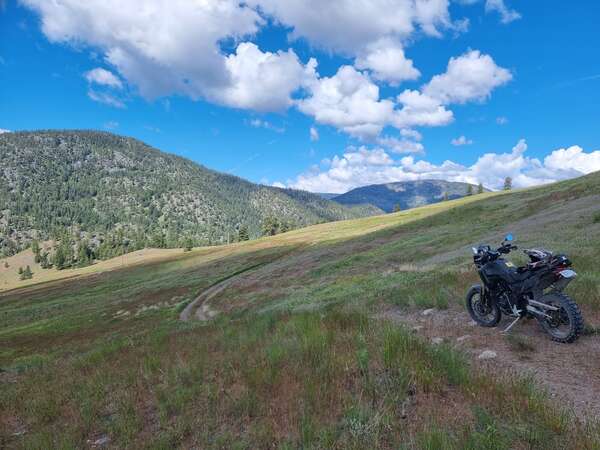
466,284,501,327
537,293,583,343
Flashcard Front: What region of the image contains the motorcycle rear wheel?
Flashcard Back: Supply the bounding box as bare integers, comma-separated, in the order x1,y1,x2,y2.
466,285,501,327
537,293,583,343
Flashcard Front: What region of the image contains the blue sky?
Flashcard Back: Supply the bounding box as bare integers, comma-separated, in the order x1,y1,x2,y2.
1,0,599,192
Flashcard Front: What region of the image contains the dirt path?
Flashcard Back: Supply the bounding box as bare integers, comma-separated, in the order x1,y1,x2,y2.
381,306,600,421
179,257,290,322
179,278,235,321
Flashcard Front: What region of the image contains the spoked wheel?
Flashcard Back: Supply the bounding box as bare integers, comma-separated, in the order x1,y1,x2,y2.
537,293,583,343
466,285,501,327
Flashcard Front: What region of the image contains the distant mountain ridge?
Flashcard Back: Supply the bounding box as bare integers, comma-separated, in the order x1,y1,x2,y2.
327,180,485,212
0,130,381,257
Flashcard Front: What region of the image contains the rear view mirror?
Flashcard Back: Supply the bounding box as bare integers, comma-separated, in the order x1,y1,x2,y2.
505,233,514,242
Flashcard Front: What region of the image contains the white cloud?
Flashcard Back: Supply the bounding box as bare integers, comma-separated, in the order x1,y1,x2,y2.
272,181,286,188
248,0,455,54
310,126,319,142
377,136,424,154
423,50,512,104
23,1,510,144
485,0,521,24
401,128,423,141
214,43,315,112
0,128,11,134
298,50,509,141
87,89,125,108
451,135,473,146
354,38,420,86
103,121,119,130
297,65,396,139
22,0,263,99
84,67,123,89
394,89,454,128
286,139,600,194
247,118,285,133
543,145,600,174
496,116,509,125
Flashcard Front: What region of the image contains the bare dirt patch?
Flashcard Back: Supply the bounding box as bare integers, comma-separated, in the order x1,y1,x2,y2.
381,305,600,421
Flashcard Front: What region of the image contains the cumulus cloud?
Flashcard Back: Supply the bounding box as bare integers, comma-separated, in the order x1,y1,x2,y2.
23,1,511,143
496,116,509,125
297,65,396,139
451,135,473,146
393,89,454,128
485,0,521,24
286,140,600,194
310,126,319,142
214,43,316,112
84,68,123,89
22,0,263,98
0,128,11,134
423,50,512,104
298,50,509,141
354,38,420,86
377,136,425,154
248,0,455,54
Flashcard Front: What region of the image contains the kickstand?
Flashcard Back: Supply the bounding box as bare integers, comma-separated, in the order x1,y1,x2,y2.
502,316,521,333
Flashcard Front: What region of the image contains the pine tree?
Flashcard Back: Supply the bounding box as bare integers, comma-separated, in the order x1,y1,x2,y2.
31,240,41,263
466,185,473,196
261,217,280,236
280,221,291,233
503,176,513,191
477,183,484,194
238,225,250,241
393,204,401,213
18,266,23,275
443,192,449,201
39,251,50,269
21,265,33,280
3,261,8,269
182,237,194,252
53,238,73,270
77,240,93,267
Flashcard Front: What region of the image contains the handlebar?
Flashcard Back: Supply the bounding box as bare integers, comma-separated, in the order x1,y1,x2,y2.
497,243,518,254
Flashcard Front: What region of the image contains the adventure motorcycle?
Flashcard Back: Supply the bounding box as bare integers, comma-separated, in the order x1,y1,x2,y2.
466,234,583,343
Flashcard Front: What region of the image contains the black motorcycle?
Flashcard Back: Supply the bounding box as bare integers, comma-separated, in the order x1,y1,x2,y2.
466,234,583,343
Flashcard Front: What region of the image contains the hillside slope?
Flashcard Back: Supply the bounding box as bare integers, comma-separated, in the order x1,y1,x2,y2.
331,179,485,212
0,130,380,257
1,173,600,448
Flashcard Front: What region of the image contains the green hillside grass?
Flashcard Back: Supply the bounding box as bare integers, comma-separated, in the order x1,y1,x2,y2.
1,173,600,448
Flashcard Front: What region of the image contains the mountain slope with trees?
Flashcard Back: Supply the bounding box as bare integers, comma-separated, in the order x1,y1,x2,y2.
329,179,486,212
0,130,381,258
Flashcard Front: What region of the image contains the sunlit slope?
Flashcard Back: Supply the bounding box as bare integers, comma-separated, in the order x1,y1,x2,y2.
0,191,503,293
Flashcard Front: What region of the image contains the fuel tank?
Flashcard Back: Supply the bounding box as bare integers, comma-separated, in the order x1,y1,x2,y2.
479,258,531,286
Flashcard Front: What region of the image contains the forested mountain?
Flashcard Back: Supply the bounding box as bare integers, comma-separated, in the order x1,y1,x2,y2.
329,180,486,212
0,131,381,257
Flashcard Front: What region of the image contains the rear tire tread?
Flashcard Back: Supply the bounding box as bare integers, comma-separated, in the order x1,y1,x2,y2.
540,293,583,343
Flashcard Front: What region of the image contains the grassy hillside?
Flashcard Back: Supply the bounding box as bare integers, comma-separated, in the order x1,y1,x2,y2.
1,173,600,448
331,180,485,212
0,130,380,257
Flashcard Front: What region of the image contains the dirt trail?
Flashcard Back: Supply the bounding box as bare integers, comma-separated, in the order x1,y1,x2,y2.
179,278,234,321
382,306,600,421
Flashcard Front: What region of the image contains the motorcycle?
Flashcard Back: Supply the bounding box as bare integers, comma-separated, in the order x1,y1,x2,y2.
466,234,583,343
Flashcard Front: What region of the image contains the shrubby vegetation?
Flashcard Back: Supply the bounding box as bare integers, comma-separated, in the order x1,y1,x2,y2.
0,131,378,259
